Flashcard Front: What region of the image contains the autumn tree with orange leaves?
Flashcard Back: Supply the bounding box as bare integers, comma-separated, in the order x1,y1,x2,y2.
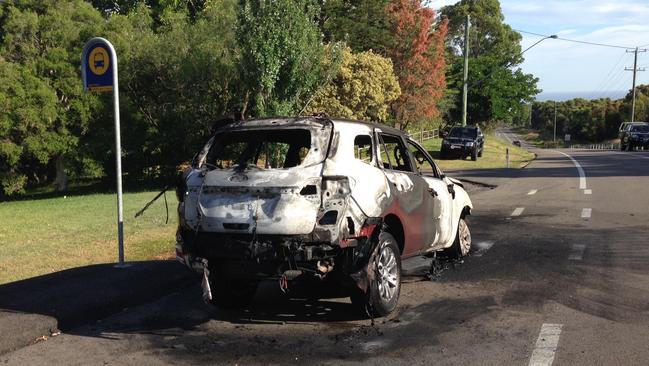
387,0,448,130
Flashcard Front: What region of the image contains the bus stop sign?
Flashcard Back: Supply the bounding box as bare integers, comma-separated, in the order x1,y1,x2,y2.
82,40,114,92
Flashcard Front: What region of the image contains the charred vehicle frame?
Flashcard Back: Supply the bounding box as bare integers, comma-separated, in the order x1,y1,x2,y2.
175,116,474,316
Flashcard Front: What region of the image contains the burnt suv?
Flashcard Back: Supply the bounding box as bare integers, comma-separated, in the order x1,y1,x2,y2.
175,116,473,316
440,126,484,160
619,122,649,151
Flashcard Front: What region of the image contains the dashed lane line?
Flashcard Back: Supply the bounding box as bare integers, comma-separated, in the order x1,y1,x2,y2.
511,207,525,217
581,208,592,219
473,241,495,257
555,151,587,190
528,323,563,366
568,244,586,261
528,189,538,195
583,189,592,195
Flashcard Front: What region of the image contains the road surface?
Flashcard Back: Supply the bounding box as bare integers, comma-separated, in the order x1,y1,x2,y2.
1,131,648,365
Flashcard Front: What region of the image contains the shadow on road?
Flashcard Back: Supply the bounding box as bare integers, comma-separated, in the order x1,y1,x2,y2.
0,260,194,354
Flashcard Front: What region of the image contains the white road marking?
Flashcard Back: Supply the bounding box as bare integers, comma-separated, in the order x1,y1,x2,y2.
581,208,592,219
473,241,495,257
528,189,538,195
583,189,592,195
528,323,563,366
511,207,525,217
555,151,587,190
568,244,586,261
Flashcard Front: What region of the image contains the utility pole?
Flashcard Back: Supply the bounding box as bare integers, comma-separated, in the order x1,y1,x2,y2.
461,14,470,127
625,47,646,122
553,101,557,142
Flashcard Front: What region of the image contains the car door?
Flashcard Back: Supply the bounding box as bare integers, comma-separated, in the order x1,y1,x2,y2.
406,139,454,251
375,131,435,257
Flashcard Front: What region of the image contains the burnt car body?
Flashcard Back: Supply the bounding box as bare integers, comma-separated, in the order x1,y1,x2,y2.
619,122,649,151
440,126,484,160
175,116,473,316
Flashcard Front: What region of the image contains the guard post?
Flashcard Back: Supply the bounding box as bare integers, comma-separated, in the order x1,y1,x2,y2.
81,38,127,268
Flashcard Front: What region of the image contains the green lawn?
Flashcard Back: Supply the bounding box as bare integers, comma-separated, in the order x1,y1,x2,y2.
0,190,177,284
421,134,535,171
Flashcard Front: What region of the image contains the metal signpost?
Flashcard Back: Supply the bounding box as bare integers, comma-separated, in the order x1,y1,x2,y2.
81,38,127,267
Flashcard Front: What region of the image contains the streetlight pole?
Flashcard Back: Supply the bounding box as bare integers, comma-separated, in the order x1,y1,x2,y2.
462,33,557,127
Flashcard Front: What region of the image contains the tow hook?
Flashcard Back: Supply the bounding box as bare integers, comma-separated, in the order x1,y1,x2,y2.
200,258,212,302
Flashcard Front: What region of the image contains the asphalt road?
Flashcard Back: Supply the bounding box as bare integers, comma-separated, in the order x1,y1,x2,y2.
1,132,648,365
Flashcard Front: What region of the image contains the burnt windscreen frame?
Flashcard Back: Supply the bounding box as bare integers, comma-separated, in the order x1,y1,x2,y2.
204,129,312,170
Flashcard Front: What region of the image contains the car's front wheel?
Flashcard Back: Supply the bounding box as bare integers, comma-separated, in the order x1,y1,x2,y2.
443,217,471,259
351,232,401,317
471,149,478,161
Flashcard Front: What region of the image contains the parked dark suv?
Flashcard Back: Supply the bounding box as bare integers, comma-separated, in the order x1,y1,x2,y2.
440,126,484,160
619,122,649,151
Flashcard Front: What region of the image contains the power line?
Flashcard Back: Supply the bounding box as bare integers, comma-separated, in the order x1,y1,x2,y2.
593,51,628,93
515,29,635,50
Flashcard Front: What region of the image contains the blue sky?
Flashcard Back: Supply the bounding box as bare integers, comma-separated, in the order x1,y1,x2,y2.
431,0,649,98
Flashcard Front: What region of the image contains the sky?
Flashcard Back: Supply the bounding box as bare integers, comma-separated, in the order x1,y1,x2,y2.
430,0,649,99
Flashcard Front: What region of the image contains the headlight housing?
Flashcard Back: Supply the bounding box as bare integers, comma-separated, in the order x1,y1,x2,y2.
465,141,475,147
442,140,450,145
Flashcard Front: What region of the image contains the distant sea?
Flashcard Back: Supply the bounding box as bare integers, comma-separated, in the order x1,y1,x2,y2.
535,90,627,102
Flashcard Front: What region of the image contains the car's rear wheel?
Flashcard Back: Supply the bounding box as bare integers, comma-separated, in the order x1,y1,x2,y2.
478,148,483,157
471,149,478,161
443,217,471,259
351,232,401,317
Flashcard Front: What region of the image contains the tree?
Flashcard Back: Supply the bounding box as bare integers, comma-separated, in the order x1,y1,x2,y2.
237,0,325,117
387,0,448,130
0,0,105,194
305,46,401,122
319,0,393,54
95,1,241,180
442,0,539,126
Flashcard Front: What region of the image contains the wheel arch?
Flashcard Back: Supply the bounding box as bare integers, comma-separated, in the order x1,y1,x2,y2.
383,214,405,255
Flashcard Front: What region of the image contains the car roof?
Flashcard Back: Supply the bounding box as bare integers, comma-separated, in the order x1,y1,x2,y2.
216,116,408,137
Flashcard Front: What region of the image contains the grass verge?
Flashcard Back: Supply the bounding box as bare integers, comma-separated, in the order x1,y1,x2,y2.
421,133,535,171
0,190,177,284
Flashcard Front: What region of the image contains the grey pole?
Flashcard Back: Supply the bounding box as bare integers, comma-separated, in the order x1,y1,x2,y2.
461,14,470,127
553,101,557,143
625,47,646,122
105,40,125,267
631,47,638,123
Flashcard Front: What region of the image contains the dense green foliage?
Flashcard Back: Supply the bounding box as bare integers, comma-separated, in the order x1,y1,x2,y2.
529,87,649,142
442,0,539,126
532,99,620,142
305,46,401,122
0,0,552,196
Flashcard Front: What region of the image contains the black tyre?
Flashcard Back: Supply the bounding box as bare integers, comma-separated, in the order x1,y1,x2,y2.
351,232,401,317
478,148,483,157
471,149,478,161
442,217,472,259
620,144,626,151
207,273,258,309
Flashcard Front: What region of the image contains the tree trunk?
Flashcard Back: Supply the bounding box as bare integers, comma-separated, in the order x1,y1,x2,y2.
54,155,68,192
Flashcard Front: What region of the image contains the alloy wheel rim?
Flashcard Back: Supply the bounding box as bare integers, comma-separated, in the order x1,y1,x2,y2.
459,219,471,256
377,244,399,302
